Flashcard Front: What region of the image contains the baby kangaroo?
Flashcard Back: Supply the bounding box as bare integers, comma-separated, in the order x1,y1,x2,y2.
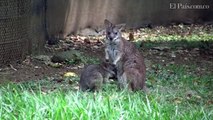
104,19,146,91
79,61,116,91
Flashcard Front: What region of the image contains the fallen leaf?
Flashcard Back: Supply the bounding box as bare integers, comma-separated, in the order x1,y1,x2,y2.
171,51,176,58
206,100,213,105
173,97,182,104
195,95,201,99
64,72,77,77
48,62,63,68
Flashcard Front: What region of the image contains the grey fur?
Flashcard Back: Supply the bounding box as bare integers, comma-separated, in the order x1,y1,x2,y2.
79,62,116,91
104,19,146,91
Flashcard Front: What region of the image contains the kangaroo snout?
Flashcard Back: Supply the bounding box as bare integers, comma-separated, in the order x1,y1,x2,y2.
109,37,113,41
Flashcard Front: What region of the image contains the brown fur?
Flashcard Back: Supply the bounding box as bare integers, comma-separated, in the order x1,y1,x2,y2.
104,19,146,91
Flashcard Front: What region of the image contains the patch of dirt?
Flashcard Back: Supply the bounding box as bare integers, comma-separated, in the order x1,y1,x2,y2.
0,59,80,82
145,46,213,76
0,25,213,83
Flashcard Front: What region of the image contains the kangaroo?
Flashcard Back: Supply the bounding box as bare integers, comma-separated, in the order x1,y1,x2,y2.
104,19,146,91
79,61,116,91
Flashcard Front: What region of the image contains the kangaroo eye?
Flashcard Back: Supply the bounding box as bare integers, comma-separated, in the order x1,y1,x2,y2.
107,32,111,35
114,32,118,35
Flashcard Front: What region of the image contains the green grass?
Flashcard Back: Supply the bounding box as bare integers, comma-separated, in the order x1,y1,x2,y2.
0,64,212,120
144,34,213,42
134,26,213,50
1,25,213,119
137,25,213,42
138,40,213,50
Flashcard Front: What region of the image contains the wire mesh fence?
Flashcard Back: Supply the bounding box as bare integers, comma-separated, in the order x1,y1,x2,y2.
0,0,31,64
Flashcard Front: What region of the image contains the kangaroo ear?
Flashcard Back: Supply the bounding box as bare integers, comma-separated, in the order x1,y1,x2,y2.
104,19,113,28
116,23,126,31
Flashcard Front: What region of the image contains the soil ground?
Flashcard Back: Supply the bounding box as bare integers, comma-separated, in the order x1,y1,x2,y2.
0,25,212,83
